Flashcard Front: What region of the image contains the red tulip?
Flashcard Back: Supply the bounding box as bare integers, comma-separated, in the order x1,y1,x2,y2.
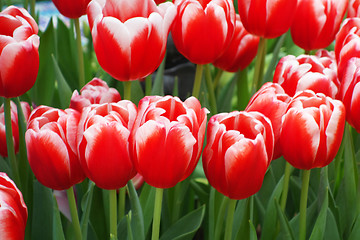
70,78,121,112
348,0,360,18
52,0,91,18
338,57,360,132
0,172,27,240
213,14,259,72
130,96,208,189
171,0,235,64
237,0,297,39
273,51,340,99
78,101,137,189
0,101,31,157
87,0,176,81
335,18,360,63
280,91,345,170
0,6,39,98
291,0,348,51
245,83,291,160
203,111,274,200
26,106,85,190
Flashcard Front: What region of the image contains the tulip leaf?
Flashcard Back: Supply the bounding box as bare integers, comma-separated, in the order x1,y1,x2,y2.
275,199,295,240
127,180,145,240
51,55,73,109
130,80,145,105
249,220,258,240
127,214,133,240
232,198,248,240
349,213,360,240
0,156,11,176
32,18,56,106
264,33,287,83
80,181,95,239
139,183,156,236
31,181,54,240
217,73,237,112
152,54,166,96
309,187,328,240
159,205,205,240
53,195,66,240
324,209,341,240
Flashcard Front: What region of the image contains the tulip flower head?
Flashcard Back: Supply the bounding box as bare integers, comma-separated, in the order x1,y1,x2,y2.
280,91,345,170
246,83,291,160
77,101,137,189
213,14,259,72
70,78,121,112
291,0,348,51
171,0,236,64
203,111,274,200
0,172,27,240
130,96,208,189
237,0,298,39
0,101,30,158
0,6,39,98
26,106,85,190
273,51,340,99
52,0,92,19
348,0,360,18
87,0,176,81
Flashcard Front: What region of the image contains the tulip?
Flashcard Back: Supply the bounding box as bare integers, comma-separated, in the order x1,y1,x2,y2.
171,0,235,64
0,172,27,240
52,0,91,19
130,96,208,189
245,83,291,160
87,0,176,81
77,101,137,189
290,0,348,51
213,14,259,72
273,50,340,99
348,0,360,18
203,111,274,200
70,78,121,112
338,57,360,132
335,18,360,63
237,0,297,39
0,6,39,98
280,90,345,170
0,101,30,157
25,106,85,190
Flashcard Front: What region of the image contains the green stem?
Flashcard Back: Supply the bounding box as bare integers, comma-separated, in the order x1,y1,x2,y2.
67,187,82,240
109,189,117,240
123,81,132,100
145,75,152,96
224,199,237,240
75,18,85,88
280,162,293,211
192,64,204,99
237,68,249,110
252,37,267,93
304,50,311,55
118,187,126,220
4,98,21,189
213,69,224,89
152,188,164,240
214,196,229,240
299,169,311,240
204,64,217,114
30,0,35,19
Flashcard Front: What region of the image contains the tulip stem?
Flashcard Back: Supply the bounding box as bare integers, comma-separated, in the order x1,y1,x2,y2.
67,187,82,240
109,189,117,240
152,188,164,240
145,75,152,96
214,195,229,240
237,68,250,110
192,64,204,99
280,162,293,211
252,37,267,93
299,169,311,240
75,18,85,88
30,0,35,19
118,187,126,220
213,69,223,89
224,199,237,240
124,81,132,100
4,98,21,189
204,64,217,114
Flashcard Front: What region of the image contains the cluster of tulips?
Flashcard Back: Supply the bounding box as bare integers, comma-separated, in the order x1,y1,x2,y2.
1,0,360,240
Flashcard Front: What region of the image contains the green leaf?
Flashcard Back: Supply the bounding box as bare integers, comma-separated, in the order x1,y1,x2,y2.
127,181,145,240
152,54,166,96
80,181,95,239
130,80,145,105
349,213,360,240
324,209,341,240
309,188,328,240
249,220,258,240
32,18,56,105
53,195,66,240
264,33,287,83
160,205,206,240
52,55,73,109
275,199,295,240
31,181,54,240
139,183,156,236
217,74,237,112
